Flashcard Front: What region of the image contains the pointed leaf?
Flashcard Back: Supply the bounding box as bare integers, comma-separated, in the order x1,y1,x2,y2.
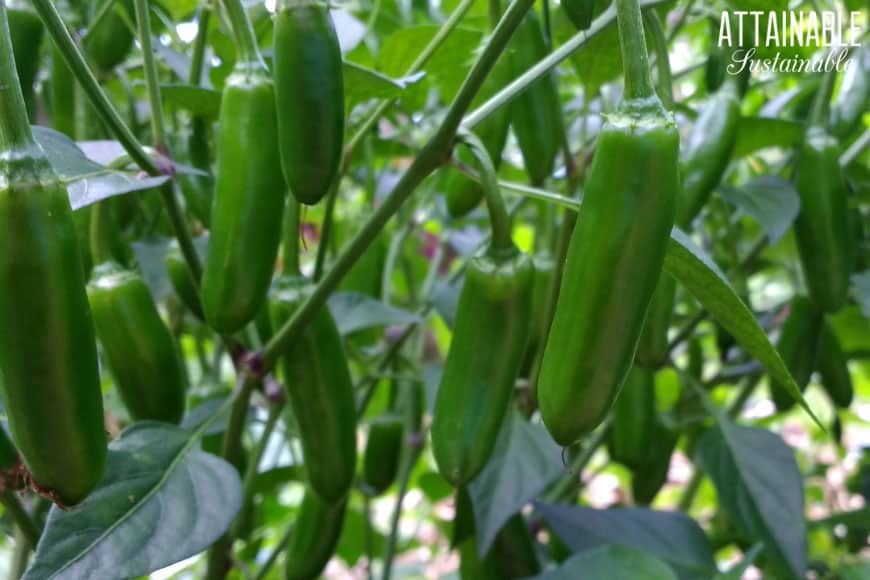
327,292,420,335
535,503,716,580
719,176,800,244
24,423,242,580
535,545,677,580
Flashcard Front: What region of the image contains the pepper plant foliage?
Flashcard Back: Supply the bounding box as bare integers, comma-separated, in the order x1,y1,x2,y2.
0,0,868,577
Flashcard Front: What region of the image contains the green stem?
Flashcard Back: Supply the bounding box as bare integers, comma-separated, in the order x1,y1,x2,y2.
463,0,668,129
381,437,421,580
457,132,513,250
313,181,339,281
189,1,212,85
808,65,836,128
677,471,702,511
643,9,673,108
1,494,40,548
615,0,655,100
545,423,609,502
133,0,167,149
31,0,160,174
665,0,696,43
261,0,537,371
0,0,35,150
283,198,301,276
840,127,870,167
221,0,262,67
252,523,294,580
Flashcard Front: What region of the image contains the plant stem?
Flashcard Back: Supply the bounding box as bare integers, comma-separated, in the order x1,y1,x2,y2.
30,0,160,174
283,198,301,276
381,436,422,580
615,0,656,100
0,0,35,151
840,127,870,167
189,0,212,85
1,494,40,548
252,522,295,580
261,0,537,372
221,0,262,67
545,423,609,502
808,65,836,128
457,132,513,250
313,181,339,281
133,0,167,149
643,9,673,108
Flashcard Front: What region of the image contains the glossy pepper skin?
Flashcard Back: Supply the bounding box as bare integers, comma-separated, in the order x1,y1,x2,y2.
677,81,740,227
635,273,676,368
0,151,107,506
201,64,285,333
817,322,853,409
443,58,513,218
631,417,677,505
284,491,347,580
771,297,823,412
362,413,404,496
7,0,43,121
432,246,534,485
84,0,136,72
794,126,850,313
538,98,679,446
87,263,187,424
510,11,562,186
165,242,204,320
273,0,344,206
271,277,357,502
607,366,655,470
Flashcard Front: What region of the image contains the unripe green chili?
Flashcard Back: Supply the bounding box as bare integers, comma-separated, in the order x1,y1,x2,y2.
432,134,534,485
166,241,204,319
361,413,404,496
631,417,677,505
88,262,187,424
677,80,741,227
84,0,136,72
270,275,357,502
794,119,850,313
607,366,655,470
0,3,106,506
284,490,346,580
635,274,676,369
509,10,562,186
521,251,555,374
7,0,43,121
273,0,344,206
538,0,678,446
817,321,853,409
770,296,823,412
201,62,285,333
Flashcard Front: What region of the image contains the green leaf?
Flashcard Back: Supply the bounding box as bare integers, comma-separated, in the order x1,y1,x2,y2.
696,419,806,578
343,62,424,107
558,6,622,95
24,423,242,579
535,503,716,580
732,117,804,159
664,228,822,428
161,84,222,118
32,127,169,210
713,544,763,579
467,412,562,556
535,545,678,580
327,292,421,335
719,176,800,244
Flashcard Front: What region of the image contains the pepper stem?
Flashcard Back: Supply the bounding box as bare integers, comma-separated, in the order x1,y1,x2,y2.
0,0,36,151
283,197,302,276
642,9,673,109
457,130,514,251
223,0,264,69
615,0,656,100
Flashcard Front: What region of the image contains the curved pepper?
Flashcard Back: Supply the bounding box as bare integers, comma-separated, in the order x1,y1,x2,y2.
273,0,344,205
270,276,357,502
794,125,850,313
201,62,285,333
607,366,655,470
165,241,204,320
88,262,187,424
770,296,823,412
362,413,404,496
284,490,347,580
509,11,562,186
817,321,853,409
631,416,677,505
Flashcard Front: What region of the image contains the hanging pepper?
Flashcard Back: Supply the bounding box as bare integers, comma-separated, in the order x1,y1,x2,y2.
432,133,534,485
631,416,677,505
88,262,187,424
201,59,286,333
284,490,347,580
607,366,655,470
817,321,853,409
509,10,562,186
0,4,106,506
361,413,404,496
538,0,678,445
770,296,823,412
273,0,344,205
165,241,204,320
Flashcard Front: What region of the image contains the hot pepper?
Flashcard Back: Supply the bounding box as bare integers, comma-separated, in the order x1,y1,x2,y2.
273,0,344,206
201,60,285,333
361,413,404,496
432,134,534,485
538,0,678,445
607,366,655,470
165,241,204,320
284,490,347,580
0,5,106,506
87,262,187,424
817,321,853,409
770,296,823,412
